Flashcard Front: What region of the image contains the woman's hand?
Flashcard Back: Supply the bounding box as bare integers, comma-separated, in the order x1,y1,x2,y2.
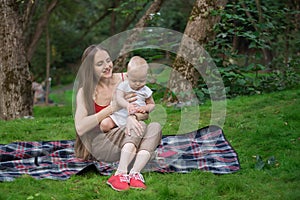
125,115,144,136
124,92,137,103
111,92,137,112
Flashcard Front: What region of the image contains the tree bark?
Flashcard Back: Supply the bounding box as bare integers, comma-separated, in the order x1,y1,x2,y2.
110,0,119,35
0,0,33,120
113,0,165,72
293,0,300,31
165,0,227,103
45,25,51,105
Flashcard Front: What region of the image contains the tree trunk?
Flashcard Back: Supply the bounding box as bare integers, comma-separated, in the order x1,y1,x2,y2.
110,0,119,35
113,0,165,72
0,0,33,120
165,0,227,103
293,0,300,31
45,25,51,105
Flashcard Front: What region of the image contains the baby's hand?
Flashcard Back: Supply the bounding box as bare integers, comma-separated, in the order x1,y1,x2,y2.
135,106,148,114
127,103,137,114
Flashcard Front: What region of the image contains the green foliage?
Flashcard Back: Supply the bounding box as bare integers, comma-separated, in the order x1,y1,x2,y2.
158,0,194,30
29,1,123,84
26,0,300,101
110,0,149,17
28,0,195,87
204,0,300,98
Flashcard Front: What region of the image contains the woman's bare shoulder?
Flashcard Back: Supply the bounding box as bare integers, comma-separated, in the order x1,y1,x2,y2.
113,72,128,82
76,87,84,98
77,87,83,93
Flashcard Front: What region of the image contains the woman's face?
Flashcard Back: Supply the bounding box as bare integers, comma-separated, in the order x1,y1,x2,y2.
94,50,113,79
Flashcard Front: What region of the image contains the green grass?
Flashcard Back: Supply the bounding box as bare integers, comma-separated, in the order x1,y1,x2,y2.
0,86,299,200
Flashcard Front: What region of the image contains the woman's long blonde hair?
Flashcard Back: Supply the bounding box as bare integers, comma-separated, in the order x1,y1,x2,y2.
73,44,110,160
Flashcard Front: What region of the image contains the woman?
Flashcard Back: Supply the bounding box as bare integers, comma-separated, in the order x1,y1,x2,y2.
74,44,162,191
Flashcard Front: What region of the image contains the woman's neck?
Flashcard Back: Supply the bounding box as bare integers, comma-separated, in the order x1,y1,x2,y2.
94,74,116,105
97,74,114,88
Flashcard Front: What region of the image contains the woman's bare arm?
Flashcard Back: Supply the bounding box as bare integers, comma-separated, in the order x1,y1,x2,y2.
75,88,113,136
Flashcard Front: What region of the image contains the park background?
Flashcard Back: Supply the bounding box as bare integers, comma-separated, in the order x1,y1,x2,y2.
0,0,299,199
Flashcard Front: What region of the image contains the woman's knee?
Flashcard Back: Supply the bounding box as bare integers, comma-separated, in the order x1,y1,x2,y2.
138,122,162,150
147,122,162,137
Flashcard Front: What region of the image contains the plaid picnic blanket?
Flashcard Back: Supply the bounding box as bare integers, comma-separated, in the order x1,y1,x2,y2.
0,125,240,182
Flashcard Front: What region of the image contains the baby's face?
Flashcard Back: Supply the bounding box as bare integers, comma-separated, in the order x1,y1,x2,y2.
127,69,147,91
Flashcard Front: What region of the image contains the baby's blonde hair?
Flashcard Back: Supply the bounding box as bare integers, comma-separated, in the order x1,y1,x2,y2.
128,56,149,72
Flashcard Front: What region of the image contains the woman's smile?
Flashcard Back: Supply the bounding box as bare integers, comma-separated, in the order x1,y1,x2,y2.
103,68,110,74
102,67,112,76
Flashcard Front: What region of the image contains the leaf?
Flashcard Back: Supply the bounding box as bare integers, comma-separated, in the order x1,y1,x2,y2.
256,64,265,71
198,56,206,63
202,88,210,94
255,155,265,170
245,63,255,71
225,13,232,19
217,33,228,38
267,156,276,166
236,78,246,85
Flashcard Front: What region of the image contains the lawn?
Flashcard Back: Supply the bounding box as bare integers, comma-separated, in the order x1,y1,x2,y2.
0,86,299,200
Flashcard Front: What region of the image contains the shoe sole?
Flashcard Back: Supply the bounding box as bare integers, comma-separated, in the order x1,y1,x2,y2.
106,181,129,191
130,186,146,190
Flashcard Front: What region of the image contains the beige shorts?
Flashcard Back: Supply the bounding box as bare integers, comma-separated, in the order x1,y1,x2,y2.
91,122,162,162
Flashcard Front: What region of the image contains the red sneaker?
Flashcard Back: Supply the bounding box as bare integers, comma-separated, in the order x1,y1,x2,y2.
107,174,130,191
129,173,147,190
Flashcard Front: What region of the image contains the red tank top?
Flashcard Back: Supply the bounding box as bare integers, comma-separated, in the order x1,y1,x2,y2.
94,102,109,113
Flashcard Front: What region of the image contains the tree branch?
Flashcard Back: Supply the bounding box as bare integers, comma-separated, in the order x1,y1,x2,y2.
241,0,258,31
70,7,112,48
26,0,58,61
22,0,38,33
255,0,263,24
120,2,149,31
114,0,165,71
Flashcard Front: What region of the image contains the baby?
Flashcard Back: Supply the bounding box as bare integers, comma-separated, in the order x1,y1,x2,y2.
100,56,155,132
